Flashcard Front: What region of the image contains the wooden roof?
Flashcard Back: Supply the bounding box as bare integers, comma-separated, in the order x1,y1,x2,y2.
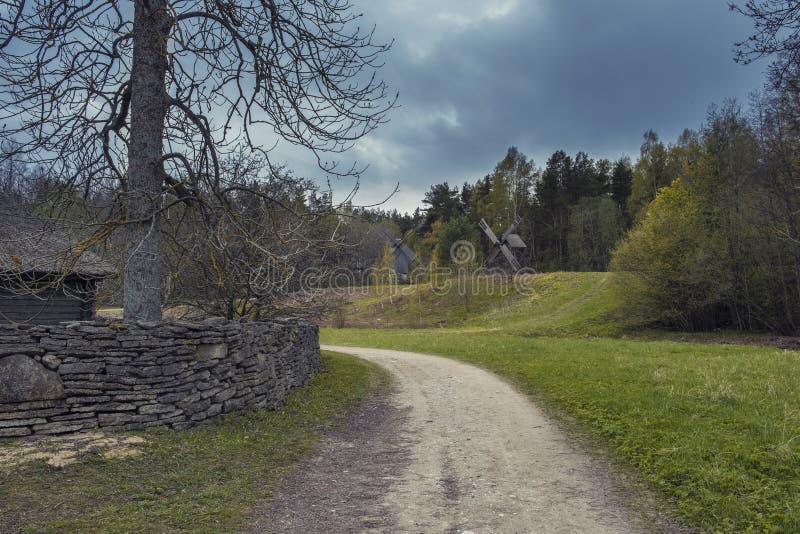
0,206,114,279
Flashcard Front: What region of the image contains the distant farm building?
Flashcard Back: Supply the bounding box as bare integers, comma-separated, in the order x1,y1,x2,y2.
0,213,114,324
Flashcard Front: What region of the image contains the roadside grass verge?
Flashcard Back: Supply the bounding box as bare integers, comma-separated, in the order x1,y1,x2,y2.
0,351,387,533
322,328,800,532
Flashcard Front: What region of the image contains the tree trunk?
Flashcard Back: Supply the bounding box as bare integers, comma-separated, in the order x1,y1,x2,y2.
123,0,172,322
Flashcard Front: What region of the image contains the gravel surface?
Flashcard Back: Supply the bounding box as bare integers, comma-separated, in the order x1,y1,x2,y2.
259,346,687,533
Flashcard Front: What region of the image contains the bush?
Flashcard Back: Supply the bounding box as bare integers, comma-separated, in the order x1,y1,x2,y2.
610,179,731,330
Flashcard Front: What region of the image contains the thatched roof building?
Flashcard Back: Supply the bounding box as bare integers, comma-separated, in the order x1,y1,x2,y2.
0,208,114,324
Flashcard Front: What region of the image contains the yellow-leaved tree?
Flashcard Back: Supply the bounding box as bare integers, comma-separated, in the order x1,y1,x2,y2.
610,178,731,330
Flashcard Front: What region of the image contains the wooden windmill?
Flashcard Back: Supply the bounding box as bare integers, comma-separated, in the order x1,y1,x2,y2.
478,218,527,272
378,227,417,282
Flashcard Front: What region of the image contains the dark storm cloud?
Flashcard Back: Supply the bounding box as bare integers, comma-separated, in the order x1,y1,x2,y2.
277,1,767,212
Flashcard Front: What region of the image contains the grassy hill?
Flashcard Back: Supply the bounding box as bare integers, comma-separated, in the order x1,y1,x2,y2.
324,271,627,337
323,271,798,347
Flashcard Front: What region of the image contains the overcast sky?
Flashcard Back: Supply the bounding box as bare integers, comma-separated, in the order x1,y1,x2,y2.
274,0,768,213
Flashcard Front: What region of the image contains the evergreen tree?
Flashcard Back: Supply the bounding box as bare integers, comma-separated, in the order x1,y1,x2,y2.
610,157,633,226
422,182,462,230
534,150,571,269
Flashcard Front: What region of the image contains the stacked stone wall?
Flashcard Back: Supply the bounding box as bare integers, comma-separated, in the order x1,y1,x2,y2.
0,318,320,437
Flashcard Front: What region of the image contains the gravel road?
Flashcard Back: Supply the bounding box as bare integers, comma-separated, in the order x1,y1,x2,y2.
259,346,683,533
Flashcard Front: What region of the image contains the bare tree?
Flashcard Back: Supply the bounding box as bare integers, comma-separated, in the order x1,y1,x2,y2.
160,150,339,320
731,1,800,84
0,0,395,322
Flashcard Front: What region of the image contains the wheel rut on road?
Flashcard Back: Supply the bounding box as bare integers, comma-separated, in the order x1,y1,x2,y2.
258,346,683,533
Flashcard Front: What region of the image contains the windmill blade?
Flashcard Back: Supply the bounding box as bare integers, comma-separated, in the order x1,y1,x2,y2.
499,243,522,271
505,233,527,249
399,229,414,247
394,221,423,249
379,228,404,252
486,246,502,265
479,218,500,244
377,227,396,243
399,243,416,263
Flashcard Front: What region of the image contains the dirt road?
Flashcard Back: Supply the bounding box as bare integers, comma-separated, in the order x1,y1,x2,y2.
260,346,679,533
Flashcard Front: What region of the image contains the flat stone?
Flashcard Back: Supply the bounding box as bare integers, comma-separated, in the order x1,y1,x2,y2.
162,362,187,376
49,412,98,422
0,355,65,403
214,387,237,403
32,421,97,435
158,392,189,404
0,345,43,357
224,396,248,412
125,366,162,378
0,408,67,420
0,427,32,437
66,396,111,405
0,417,47,428
0,400,61,412
200,386,224,400
138,404,175,415
58,362,105,375
113,393,157,402
196,343,227,361
190,411,209,422
95,402,138,412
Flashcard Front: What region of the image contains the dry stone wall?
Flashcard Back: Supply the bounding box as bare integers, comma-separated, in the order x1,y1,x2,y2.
0,318,320,437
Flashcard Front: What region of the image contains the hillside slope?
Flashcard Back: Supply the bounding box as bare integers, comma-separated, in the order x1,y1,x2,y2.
323,272,625,337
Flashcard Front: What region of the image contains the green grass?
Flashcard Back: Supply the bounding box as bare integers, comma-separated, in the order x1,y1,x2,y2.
324,277,524,328
327,271,784,346
321,328,800,532
0,351,387,533
465,271,625,336
326,272,623,333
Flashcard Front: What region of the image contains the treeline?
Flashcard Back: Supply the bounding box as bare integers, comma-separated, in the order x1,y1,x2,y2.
609,0,800,335
362,146,634,271
612,96,800,334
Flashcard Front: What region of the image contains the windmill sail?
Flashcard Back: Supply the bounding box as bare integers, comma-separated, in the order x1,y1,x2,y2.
479,219,500,244
499,244,522,271
479,218,527,272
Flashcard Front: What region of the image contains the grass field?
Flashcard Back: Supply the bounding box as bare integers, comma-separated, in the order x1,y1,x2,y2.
322,275,800,532
0,351,387,533
325,272,639,337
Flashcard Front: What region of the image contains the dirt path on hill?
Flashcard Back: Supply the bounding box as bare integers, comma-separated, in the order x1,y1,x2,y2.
257,346,685,533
